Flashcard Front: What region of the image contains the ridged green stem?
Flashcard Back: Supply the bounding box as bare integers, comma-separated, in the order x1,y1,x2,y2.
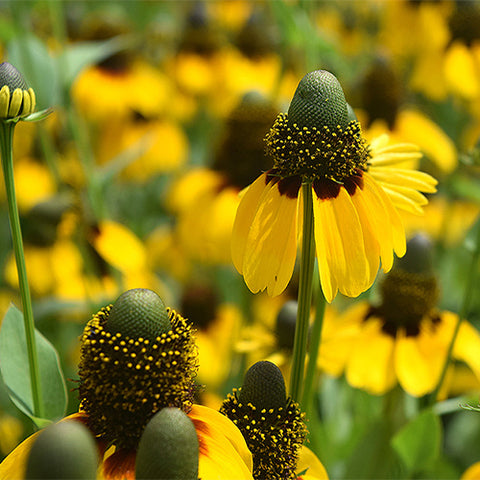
289,182,316,404
430,217,480,404
301,281,326,416
0,121,43,418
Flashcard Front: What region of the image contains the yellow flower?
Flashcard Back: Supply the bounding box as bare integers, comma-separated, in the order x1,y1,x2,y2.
232,70,437,303
0,289,253,480
318,235,480,397
72,61,171,121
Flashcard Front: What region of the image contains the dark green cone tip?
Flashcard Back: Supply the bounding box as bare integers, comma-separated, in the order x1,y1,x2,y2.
107,288,171,341
25,421,98,480
0,62,28,92
287,70,349,131
238,360,287,411
275,300,298,350
135,407,199,480
396,233,434,274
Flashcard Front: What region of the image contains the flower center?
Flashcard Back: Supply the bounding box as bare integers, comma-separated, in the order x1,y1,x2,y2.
367,270,440,337
265,113,370,184
78,304,198,450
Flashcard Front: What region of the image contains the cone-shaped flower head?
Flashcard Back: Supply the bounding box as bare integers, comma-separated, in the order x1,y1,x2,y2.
371,234,439,337
287,70,349,131
0,62,36,119
25,420,99,480
135,407,199,480
232,68,437,302
78,288,198,450
221,361,307,480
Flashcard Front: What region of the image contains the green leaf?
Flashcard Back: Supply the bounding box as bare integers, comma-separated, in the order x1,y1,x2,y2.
391,409,442,475
0,304,67,425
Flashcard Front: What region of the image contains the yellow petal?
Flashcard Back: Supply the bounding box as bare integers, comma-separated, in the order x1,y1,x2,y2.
462,461,480,480
369,167,437,193
451,313,480,383
0,85,10,117
394,322,447,397
231,173,272,274
380,184,428,215
91,220,146,273
27,88,36,113
296,446,329,479
189,405,254,480
8,88,22,117
241,179,299,296
346,317,396,395
313,186,370,302
22,89,31,116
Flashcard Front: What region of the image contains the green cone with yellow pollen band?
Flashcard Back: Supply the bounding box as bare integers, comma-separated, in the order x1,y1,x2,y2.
265,70,369,188
0,62,36,119
220,361,307,480
78,288,198,450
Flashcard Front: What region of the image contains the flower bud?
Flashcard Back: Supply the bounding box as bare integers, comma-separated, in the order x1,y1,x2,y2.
275,300,298,350
238,360,287,411
107,288,171,341
395,233,434,274
0,62,36,119
25,420,98,480
135,407,199,480
287,70,349,130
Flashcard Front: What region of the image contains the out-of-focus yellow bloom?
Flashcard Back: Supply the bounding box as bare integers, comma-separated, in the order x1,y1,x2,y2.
97,118,188,181
72,61,171,121
0,157,56,212
0,414,23,457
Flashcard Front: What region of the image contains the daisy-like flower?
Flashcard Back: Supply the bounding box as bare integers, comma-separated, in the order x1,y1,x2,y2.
0,288,253,480
231,70,437,302
220,361,328,480
318,235,480,397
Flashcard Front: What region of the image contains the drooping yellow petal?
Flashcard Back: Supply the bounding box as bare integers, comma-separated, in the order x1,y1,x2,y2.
231,173,272,274
394,322,447,397
380,184,428,215
369,167,437,194
241,179,299,296
345,317,396,395
296,446,329,479
189,405,254,480
313,186,370,302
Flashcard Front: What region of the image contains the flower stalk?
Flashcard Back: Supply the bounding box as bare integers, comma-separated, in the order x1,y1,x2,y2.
0,120,43,418
289,181,316,404
301,282,326,415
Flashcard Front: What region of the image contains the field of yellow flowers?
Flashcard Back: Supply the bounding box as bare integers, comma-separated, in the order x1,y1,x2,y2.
0,1,480,479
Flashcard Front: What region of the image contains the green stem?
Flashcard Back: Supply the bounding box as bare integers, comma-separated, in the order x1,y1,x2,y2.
0,122,43,418
301,280,326,416
430,217,480,403
289,182,316,404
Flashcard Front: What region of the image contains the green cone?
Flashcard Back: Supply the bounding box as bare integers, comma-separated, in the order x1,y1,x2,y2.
25,420,98,480
107,288,171,341
239,360,287,411
287,70,349,131
135,407,199,480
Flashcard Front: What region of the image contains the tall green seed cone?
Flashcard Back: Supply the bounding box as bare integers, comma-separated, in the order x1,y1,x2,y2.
135,407,199,480
0,62,28,91
106,288,171,341
287,70,349,130
238,360,287,411
25,421,99,480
